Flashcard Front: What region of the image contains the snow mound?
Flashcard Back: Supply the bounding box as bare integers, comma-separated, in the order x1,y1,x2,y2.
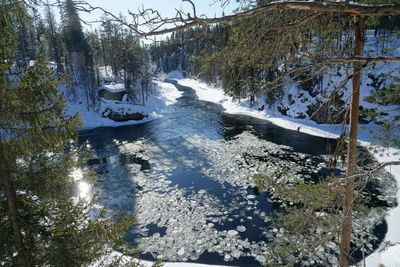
166,70,185,79
101,83,126,93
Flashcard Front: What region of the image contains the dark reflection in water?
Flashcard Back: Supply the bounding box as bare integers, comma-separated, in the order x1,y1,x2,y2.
78,80,395,266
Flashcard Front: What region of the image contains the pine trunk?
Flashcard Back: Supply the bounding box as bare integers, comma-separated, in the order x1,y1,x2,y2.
339,16,363,267
0,141,23,250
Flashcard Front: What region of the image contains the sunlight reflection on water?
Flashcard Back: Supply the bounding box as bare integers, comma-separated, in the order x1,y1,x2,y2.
78,181,91,199
71,168,91,200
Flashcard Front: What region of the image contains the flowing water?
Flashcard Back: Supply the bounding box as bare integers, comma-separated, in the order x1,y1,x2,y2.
79,80,396,266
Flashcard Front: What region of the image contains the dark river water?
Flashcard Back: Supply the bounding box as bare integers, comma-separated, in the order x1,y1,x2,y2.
79,80,396,266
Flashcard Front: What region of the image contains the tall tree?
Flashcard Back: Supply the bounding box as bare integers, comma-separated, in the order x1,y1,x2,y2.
60,0,98,110
44,0,64,73
0,1,135,265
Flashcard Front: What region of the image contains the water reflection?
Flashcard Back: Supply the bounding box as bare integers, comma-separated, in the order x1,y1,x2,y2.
71,168,92,201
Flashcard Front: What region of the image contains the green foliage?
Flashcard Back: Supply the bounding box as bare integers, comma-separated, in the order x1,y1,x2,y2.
365,73,400,106
359,0,400,30
61,0,90,55
0,2,139,266
254,172,343,266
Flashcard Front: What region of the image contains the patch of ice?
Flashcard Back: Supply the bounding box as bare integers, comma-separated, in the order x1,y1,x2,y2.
227,230,238,236
237,226,246,232
177,248,185,256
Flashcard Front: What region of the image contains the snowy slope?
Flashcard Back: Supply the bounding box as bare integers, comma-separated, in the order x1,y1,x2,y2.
65,80,182,129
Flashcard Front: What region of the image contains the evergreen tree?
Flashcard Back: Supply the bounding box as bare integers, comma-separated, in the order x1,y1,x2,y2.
44,0,64,73
60,0,98,110
0,1,137,265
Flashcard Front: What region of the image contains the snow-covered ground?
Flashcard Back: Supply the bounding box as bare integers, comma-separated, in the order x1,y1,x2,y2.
101,83,126,93
65,80,182,129
168,73,400,267
92,251,238,267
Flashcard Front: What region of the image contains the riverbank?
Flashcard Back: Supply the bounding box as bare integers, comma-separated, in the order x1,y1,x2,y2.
172,75,400,267
65,80,183,129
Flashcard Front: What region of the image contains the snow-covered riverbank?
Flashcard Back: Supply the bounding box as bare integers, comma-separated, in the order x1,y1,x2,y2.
172,75,400,267
65,80,183,129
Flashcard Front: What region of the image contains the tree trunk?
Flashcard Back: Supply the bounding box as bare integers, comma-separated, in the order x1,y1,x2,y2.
339,15,363,267
0,141,23,250
142,81,145,106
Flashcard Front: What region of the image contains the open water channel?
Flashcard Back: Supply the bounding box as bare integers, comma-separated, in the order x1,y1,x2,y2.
79,80,397,266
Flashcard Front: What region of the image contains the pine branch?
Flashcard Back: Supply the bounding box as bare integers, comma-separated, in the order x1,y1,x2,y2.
228,11,324,66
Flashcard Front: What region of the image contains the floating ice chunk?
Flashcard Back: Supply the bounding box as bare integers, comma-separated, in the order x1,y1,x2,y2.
224,254,231,261
256,255,266,262
231,249,242,258
237,225,246,232
177,248,185,256
228,230,239,236
152,233,160,238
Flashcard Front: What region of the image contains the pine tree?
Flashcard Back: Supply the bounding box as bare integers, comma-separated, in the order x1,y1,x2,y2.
44,0,64,73
59,0,98,110
0,1,137,265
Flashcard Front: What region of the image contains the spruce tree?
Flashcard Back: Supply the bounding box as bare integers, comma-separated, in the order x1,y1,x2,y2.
0,1,137,265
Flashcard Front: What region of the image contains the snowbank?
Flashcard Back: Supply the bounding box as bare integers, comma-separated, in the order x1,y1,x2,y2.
101,83,126,93
65,80,182,129
91,251,238,267
165,70,185,79
173,75,400,267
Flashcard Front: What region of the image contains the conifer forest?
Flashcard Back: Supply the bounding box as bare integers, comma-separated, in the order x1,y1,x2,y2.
1,0,400,266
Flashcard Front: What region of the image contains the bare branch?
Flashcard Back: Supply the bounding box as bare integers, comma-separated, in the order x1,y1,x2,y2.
330,161,400,192
73,1,400,39
183,0,197,18
347,161,400,181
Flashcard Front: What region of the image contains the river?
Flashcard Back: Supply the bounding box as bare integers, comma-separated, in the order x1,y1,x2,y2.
79,80,396,266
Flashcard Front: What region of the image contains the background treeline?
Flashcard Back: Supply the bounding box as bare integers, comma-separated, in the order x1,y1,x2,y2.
15,0,153,110
150,0,400,114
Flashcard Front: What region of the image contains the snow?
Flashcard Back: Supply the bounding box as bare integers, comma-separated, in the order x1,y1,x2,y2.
177,78,340,138
98,66,115,82
91,251,238,267
170,74,400,267
101,83,126,93
65,80,183,129
164,70,185,79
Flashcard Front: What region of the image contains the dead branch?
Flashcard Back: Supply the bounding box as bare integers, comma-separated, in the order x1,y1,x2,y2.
73,1,400,39
330,161,400,192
